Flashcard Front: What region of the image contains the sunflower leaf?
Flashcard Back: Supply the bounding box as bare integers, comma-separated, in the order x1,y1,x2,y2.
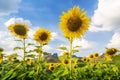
72,49,79,53
13,47,23,51
58,46,68,51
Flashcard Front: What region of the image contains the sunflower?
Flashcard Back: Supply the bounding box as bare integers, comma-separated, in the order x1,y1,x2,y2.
0,47,4,52
89,54,94,59
49,66,54,71
112,66,119,73
63,60,69,65
105,48,118,55
81,57,87,62
0,57,3,63
34,28,52,44
62,52,69,56
86,58,90,62
26,58,34,65
8,23,29,39
59,6,90,38
93,53,99,58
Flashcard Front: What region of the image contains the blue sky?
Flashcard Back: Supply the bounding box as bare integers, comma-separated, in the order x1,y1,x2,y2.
0,0,120,57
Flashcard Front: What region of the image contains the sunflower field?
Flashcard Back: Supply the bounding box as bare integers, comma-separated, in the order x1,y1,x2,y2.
0,6,120,80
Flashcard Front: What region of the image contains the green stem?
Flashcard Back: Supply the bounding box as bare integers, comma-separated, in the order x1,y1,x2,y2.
23,38,26,61
69,37,73,77
38,43,43,62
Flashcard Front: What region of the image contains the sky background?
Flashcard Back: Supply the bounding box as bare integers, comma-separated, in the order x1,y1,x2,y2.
0,0,120,57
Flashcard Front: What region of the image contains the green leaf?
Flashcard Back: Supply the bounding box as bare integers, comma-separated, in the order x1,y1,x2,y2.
73,46,82,49
14,40,22,42
58,46,68,51
17,73,26,79
28,43,35,46
25,54,35,58
28,70,35,76
2,69,14,80
72,49,79,53
13,47,23,51
9,72,17,79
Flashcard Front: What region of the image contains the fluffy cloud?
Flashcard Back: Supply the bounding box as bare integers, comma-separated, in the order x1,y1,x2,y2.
89,0,120,32
0,31,16,54
0,0,22,16
73,39,96,50
107,32,120,49
4,18,32,27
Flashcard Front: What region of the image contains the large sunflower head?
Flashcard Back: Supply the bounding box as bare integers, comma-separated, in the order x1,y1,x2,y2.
59,6,90,38
34,28,52,44
8,23,29,39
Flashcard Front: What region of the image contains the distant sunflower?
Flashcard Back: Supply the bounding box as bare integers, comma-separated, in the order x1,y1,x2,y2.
26,58,34,65
49,66,54,71
94,53,99,58
81,57,87,62
34,28,52,44
89,54,94,59
59,6,90,38
86,58,90,62
0,57,3,63
8,23,29,39
62,52,69,56
0,47,4,52
63,60,69,65
105,48,118,55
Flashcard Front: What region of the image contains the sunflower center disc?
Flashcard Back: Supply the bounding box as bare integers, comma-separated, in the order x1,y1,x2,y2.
90,55,93,58
50,67,54,70
14,25,26,36
64,60,68,64
67,17,82,32
95,54,98,57
39,32,48,41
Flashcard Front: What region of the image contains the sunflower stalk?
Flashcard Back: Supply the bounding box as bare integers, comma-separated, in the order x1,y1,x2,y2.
23,38,26,61
69,37,73,77
38,44,43,62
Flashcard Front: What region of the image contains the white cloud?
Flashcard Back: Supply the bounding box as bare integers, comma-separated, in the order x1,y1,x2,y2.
43,45,53,52
73,39,96,50
51,32,58,40
89,0,120,32
107,32,120,49
0,0,22,16
4,18,32,27
0,31,17,54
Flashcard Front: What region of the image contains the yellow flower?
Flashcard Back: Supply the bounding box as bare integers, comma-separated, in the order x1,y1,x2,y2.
49,66,54,71
8,23,29,39
26,58,34,65
93,53,99,58
50,63,54,66
89,54,94,59
0,47,4,52
81,57,87,62
62,52,69,56
105,48,118,56
86,58,90,62
112,66,119,73
63,60,69,65
59,6,90,38
34,28,52,44
0,58,3,63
